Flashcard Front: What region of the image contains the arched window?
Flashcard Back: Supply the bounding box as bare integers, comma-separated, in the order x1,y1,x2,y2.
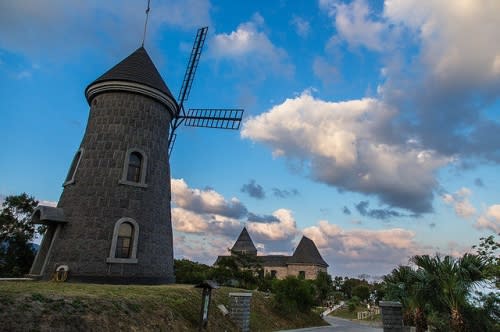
115,222,133,258
127,152,142,182
106,217,139,264
63,148,84,186
119,148,148,187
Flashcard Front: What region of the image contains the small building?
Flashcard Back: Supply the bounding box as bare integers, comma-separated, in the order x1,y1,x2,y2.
216,228,329,280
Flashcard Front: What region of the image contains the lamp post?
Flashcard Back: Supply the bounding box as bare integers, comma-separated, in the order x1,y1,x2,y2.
195,280,219,331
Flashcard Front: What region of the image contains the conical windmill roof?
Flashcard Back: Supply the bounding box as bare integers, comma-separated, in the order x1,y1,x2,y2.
231,227,257,255
289,236,328,267
85,46,175,103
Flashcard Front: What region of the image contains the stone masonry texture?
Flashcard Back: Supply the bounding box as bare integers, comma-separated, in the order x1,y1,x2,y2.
380,301,404,332
41,91,175,283
229,293,252,332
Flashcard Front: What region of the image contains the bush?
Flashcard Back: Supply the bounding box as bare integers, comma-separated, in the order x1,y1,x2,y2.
272,276,316,314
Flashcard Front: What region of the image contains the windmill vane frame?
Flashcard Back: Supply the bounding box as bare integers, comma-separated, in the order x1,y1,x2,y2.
168,26,244,155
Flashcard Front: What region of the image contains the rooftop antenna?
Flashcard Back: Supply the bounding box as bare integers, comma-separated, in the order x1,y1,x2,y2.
141,0,151,47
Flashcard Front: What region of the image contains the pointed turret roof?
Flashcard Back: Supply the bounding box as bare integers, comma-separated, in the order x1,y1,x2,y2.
231,227,257,255
85,47,175,103
289,236,328,267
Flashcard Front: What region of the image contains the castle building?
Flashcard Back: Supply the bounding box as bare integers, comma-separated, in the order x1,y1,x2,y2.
216,228,329,280
29,47,177,283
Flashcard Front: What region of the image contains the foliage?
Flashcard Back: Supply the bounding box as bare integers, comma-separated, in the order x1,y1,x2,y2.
352,284,371,302
347,296,360,312
0,193,39,277
271,276,316,314
383,236,500,332
174,259,211,284
313,271,333,305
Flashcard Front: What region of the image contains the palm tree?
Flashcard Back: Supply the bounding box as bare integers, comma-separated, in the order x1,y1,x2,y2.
411,253,488,331
384,265,428,331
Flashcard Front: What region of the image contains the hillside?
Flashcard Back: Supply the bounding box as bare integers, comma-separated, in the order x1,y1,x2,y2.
0,281,326,331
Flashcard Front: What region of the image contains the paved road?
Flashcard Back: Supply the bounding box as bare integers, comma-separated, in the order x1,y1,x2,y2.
279,316,383,332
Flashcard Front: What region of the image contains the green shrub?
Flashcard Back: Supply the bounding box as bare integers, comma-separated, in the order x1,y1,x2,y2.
272,276,316,314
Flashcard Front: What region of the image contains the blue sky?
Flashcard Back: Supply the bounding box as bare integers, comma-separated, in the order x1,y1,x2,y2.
1,0,499,277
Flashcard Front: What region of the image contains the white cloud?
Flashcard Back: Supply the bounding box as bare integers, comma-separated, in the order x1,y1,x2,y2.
303,219,430,276
210,13,294,77
476,204,500,233
320,0,387,51
384,0,500,85
442,187,477,219
247,208,298,241
241,91,450,213
172,178,247,219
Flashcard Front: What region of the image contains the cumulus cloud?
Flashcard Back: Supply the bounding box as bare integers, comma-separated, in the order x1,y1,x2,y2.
171,179,299,255
476,205,500,233
320,0,387,51
382,0,500,161
242,91,450,213
247,209,298,242
0,0,211,60
303,219,429,275
442,187,477,219
240,179,265,199
209,13,294,77
172,178,247,219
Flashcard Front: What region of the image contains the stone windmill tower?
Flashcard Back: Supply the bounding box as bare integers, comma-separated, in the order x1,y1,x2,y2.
29,26,243,283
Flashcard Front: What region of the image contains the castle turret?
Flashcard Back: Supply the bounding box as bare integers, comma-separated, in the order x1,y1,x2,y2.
30,47,177,283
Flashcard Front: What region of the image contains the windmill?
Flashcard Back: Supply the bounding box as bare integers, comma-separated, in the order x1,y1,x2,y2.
167,26,244,155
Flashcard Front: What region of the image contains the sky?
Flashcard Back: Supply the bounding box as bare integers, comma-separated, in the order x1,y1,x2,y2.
1,0,499,278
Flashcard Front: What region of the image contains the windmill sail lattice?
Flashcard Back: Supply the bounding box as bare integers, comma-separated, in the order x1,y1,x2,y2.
167,27,244,155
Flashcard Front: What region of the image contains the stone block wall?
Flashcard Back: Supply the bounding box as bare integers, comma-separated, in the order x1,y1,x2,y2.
40,91,175,283
229,292,252,332
379,301,403,332
286,264,326,279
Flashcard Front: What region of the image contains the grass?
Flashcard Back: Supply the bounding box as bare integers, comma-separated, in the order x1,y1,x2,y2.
0,281,326,331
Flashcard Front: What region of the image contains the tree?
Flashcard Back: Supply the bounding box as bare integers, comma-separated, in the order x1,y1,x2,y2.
272,276,316,313
174,259,211,284
313,271,333,305
0,193,39,277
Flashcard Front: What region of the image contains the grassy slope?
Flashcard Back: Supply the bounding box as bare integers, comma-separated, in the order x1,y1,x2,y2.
0,281,326,332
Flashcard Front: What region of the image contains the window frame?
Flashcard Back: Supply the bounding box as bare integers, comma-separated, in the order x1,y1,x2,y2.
106,217,139,264
119,148,148,188
63,148,84,186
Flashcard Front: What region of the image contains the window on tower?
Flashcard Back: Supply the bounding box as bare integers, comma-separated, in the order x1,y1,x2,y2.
119,148,148,188
115,222,133,258
127,152,142,183
63,148,84,186
107,217,139,264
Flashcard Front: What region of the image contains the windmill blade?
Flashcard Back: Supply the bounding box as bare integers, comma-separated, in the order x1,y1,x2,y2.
183,108,244,129
177,26,208,115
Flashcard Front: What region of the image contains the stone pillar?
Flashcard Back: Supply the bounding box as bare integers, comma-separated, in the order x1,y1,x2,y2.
379,301,404,332
229,292,252,332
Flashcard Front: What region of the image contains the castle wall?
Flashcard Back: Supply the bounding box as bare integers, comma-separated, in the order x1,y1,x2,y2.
287,264,326,280
263,266,288,279
42,91,175,283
